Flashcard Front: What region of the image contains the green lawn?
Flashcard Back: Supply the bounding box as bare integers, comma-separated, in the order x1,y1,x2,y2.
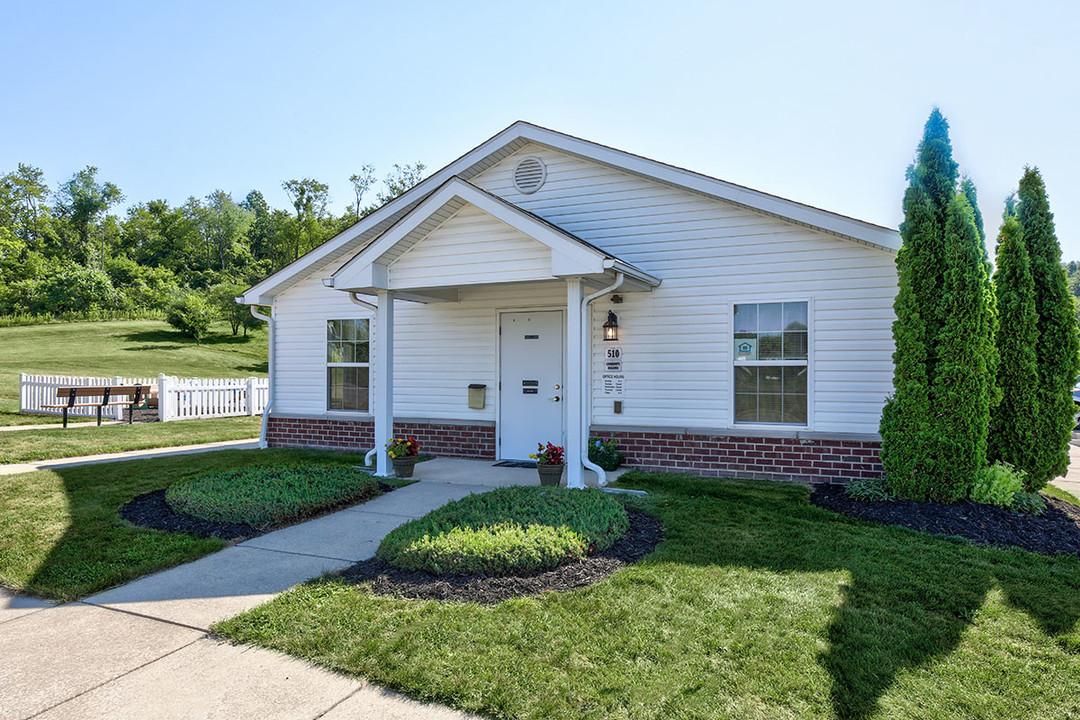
0,415,261,464
216,472,1080,720
0,449,371,601
0,319,267,426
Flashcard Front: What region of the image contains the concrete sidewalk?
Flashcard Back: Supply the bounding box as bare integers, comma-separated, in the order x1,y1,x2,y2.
0,438,260,476
1051,443,1080,499
1,462,511,719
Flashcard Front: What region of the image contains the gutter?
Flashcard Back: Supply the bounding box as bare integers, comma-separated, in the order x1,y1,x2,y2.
579,272,624,487
348,292,381,468
247,302,274,449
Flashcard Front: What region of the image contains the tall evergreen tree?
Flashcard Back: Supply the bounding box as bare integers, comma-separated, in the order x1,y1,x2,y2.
880,109,959,499
931,194,995,500
961,177,1000,410
1018,168,1080,489
988,214,1040,475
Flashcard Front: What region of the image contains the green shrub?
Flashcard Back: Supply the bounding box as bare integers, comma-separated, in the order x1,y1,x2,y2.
1010,490,1047,516
588,436,625,471
970,462,1025,508
844,476,895,503
377,486,630,576
166,291,216,342
166,463,382,527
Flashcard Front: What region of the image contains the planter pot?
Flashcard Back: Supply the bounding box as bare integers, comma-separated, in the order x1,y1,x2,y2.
391,456,419,478
537,463,565,487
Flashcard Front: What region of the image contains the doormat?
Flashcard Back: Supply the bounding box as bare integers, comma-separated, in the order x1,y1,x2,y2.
492,460,537,469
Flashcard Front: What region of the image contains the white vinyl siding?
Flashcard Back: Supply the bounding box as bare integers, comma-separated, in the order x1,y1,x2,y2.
269,143,897,438
473,144,896,435
388,204,552,288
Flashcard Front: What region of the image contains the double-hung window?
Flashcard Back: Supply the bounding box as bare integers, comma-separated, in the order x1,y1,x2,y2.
733,301,808,425
326,319,370,412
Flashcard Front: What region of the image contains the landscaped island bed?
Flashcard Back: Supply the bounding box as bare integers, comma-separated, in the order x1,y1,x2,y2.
216,471,1080,720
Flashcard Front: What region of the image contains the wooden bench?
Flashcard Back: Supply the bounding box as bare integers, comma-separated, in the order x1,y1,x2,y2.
42,385,153,427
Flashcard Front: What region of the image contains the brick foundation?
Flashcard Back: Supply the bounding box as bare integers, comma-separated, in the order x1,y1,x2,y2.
266,416,881,483
600,430,882,483
266,416,496,459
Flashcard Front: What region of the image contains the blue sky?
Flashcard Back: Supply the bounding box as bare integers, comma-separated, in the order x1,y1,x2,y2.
2,1,1077,256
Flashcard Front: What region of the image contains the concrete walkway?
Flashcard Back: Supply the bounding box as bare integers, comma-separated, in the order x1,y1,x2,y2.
1051,442,1080,499
0,438,260,476
1,459,522,719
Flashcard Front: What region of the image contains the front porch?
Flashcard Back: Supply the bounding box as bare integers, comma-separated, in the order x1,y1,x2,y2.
325,175,659,487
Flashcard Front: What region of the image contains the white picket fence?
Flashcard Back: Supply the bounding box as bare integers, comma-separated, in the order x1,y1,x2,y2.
157,375,269,422
19,373,269,422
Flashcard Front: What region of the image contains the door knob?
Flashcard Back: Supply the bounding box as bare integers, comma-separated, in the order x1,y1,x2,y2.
551,396,561,402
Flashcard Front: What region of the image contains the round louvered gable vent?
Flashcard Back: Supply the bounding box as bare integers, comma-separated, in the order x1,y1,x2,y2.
513,157,546,194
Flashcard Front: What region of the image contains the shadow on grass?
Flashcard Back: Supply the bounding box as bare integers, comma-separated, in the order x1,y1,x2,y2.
618,472,1080,719
11,449,365,602
122,329,261,348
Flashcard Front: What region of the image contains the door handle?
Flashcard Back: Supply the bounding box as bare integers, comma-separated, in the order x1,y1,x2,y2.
550,396,561,402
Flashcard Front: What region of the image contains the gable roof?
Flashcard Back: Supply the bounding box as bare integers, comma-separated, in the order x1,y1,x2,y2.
241,121,900,305
328,176,660,297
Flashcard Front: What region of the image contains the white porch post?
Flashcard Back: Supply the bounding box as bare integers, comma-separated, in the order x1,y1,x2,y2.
565,278,585,489
374,290,395,477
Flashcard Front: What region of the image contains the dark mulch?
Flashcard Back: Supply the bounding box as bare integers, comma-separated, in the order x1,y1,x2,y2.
339,508,664,603
811,483,1080,557
120,482,398,542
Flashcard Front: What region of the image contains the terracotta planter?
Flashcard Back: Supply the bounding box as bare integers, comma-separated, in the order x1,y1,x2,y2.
537,463,565,487
391,456,419,478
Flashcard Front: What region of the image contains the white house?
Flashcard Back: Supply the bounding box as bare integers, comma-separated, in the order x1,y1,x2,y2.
239,122,900,487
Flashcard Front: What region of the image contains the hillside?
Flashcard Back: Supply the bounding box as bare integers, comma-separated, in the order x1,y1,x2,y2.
0,320,268,425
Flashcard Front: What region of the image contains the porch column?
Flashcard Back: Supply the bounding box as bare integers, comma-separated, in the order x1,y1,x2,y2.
374,290,394,477
565,278,585,489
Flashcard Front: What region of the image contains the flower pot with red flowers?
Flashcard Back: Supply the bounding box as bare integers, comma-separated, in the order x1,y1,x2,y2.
387,436,421,478
529,442,566,487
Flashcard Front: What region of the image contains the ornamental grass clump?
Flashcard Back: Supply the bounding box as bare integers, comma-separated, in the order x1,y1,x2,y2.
844,476,895,503
377,486,629,576
166,463,381,527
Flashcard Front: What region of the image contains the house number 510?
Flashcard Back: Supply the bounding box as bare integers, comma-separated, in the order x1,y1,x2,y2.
605,347,622,360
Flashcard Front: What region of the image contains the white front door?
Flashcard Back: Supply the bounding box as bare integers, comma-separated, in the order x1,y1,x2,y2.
499,311,565,460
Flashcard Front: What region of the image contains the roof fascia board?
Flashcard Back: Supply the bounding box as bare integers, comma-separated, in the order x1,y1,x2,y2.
241,122,535,303
513,124,901,253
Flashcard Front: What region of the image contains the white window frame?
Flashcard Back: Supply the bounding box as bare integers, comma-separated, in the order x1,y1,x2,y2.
326,316,372,414
728,297,814,430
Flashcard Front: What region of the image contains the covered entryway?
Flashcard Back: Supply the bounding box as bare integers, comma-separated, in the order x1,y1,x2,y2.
499,310,564,460
327,175,659,487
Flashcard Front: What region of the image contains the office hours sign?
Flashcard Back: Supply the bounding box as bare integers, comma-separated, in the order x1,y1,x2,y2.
602,346,624,395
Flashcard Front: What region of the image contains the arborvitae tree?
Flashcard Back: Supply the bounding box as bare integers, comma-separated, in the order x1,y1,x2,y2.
1018,167,1080,489
880,109,959,500
931,194,995,500
962,177,1000,410
988,214,1040,475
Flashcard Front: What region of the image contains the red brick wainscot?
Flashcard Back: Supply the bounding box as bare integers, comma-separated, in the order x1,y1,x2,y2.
266,416,496,459
597,429,882,483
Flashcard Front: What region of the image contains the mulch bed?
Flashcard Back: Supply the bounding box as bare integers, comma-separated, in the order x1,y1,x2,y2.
120,483,395,542
811,483,1080,557
339,508,664,603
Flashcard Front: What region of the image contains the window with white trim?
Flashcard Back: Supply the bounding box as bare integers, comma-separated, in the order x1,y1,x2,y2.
327,319,370,412
733,301,808,424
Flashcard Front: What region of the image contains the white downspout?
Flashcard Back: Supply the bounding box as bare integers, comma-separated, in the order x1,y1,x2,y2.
349,292,381,468
580,272,624,487
249,304,274,449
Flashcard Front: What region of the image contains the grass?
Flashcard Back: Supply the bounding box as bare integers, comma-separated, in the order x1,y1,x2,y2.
377,486,629,576
0,415,261,464
217,471,1080,720
1044,483,1080,508
166,463,389,527
0,319,266,426
0,448,370,601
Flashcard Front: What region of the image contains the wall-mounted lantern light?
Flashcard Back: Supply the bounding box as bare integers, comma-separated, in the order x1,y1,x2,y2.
603,310,619,342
